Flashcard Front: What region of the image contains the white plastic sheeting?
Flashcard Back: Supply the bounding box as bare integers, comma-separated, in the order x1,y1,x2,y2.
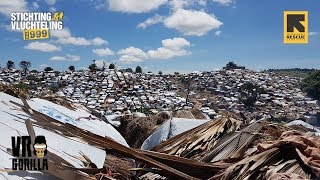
0,92,128,179
287,120,320,136
141,118,209,150
28,98,128,147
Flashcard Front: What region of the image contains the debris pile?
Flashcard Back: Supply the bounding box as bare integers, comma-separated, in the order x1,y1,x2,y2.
0,91,319,179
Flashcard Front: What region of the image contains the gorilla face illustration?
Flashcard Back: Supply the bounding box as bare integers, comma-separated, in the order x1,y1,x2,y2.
33,136,47,158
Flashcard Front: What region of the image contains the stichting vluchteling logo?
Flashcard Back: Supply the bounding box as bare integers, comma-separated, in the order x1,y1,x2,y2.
284,11,308,44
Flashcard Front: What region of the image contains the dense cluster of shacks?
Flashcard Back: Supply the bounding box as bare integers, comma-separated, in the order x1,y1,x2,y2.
0,68,319,125
0,67,320,179
0,69,187,116
185,69,319,125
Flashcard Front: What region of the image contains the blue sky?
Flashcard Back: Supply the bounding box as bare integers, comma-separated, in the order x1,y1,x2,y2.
0,0,319,73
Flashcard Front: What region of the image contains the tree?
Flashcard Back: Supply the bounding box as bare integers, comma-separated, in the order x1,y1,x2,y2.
158,71,163,75
49,85,59,93
6,60,15,69
19,61,31,75
13,82,28,92
125,68,133,73
226,61,238,69
179,76,193,105
44,67,53,72
109,63,115,69
102,61,106,71
301,70,320,100
135,66,142,73
68,65,75,72
238,82,261,108
27,75,40,82
89,63,97,72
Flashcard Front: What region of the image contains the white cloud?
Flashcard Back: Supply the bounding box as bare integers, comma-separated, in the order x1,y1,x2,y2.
169,0,207,10
120,1,225,35
49,7,57,12
45,0,56,5
212,0,232,6
50,28,108,46
215,30,222,36
108,0,167,13
116,37,191,63
51,28,72,38
147,37,191,59
169,0,190,10
49,56,65,61
161,37,190,50
164,9,223,36
147,47,190,59
57,37,92,46
3,24,22,32
137,14,164,29
49,54,80,61
92,48,115,57
65,54,80,61
117,46,148,63
118,46,148,58
32,2,39,9
92,37,108,45
309,32,319,36
94,60,109,69
24,42,61,52
39,64,48,70
119,55,145,63
0,0,28,16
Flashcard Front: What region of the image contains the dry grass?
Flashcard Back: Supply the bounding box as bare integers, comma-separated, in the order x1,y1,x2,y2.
117,112,172,148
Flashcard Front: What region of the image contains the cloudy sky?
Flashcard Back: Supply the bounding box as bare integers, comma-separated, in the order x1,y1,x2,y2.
0,0,319,73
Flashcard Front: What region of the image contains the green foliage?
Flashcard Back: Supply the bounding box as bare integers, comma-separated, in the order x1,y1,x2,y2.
225,61,245,70
19,61,31,74
7,60,15,69
109,63,115,69
13,83,28,92
125,68,133,73
44,67,53,72
68,65,75,71
226,61,237,69
136,106,150,115
49,85,59,93
30,70,38,73
158,71,163,75
238,82,261,108
135,66,142,73
266,68,317,78
89,63,97,72
27,75,40,82
301,70,320,100
209,104,220,113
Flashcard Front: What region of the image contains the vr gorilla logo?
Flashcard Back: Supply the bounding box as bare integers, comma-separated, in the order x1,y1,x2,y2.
11,136,48,171
33,136,47,158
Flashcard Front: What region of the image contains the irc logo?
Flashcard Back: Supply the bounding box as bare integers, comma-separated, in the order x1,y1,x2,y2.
284,11,308,44
11,136,48,171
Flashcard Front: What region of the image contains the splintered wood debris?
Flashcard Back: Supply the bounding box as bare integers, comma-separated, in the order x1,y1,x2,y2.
0,92,319,179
